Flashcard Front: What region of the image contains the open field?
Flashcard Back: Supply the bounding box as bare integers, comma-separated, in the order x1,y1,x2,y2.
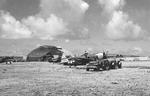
0,61,150,96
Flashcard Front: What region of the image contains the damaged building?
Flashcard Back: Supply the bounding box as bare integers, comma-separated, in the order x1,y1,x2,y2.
26,45,63,62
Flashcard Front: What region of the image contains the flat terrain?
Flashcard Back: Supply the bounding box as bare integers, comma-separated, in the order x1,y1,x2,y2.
0,61,150,96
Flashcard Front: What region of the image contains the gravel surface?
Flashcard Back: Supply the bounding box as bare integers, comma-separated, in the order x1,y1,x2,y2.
0,61,150,96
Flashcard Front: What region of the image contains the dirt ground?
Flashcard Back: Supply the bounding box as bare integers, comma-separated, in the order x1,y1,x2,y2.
0,61,150,96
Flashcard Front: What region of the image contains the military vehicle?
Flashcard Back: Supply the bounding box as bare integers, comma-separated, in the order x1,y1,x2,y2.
86,52,122,71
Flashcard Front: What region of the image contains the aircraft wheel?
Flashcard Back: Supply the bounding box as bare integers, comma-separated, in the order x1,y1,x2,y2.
86,68,89,71
118,62,122,68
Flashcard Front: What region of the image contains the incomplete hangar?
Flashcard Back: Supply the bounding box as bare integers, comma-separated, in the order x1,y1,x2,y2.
26,45,63,61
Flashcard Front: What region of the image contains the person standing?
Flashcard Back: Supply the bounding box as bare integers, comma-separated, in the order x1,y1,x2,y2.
84,51,88,58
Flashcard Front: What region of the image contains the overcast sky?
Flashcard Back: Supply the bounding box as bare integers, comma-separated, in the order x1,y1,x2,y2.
0,0,150,56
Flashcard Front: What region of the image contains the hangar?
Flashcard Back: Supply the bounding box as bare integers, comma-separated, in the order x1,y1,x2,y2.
26,45,63,62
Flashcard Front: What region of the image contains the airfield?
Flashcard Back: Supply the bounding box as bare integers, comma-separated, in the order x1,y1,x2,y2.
0,61,150,96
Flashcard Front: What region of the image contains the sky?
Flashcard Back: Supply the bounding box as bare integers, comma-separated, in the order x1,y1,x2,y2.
0,0,150,56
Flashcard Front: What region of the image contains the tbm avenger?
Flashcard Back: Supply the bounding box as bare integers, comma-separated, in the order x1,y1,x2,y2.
63,51,96,68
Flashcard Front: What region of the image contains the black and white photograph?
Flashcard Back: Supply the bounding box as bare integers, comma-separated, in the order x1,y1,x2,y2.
0,0,150,96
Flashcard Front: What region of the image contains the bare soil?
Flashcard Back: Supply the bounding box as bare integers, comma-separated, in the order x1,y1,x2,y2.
0,61,150,96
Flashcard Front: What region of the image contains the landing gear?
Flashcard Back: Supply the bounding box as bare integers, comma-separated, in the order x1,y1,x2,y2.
118,62,122,68
6,61,12,64
86,68,89,71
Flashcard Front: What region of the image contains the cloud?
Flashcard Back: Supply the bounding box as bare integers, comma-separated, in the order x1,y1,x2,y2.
106,11,142,40
99,0,125,13
0,11,68,40
78,27,89,39
64,0,89,13
0,0,89,40
40,0,89,22
66,27,89,40
39,0,90,40
99,0,144,40
23,14,68,40
0,12,32,39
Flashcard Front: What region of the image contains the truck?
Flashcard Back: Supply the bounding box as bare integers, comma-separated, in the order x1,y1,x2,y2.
86,52,122,71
